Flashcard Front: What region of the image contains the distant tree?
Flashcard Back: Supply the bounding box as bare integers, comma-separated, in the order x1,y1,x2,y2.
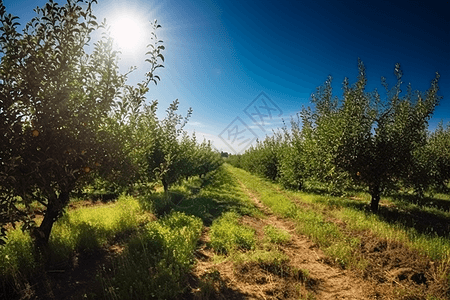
307,60,441,211
226,154,242,168
300,77,352,194
193,139,223,178
145,99,193,192
0,0,164,248
410,122,450,194
428,123,450,189
277,117,305,190
240,135,282,181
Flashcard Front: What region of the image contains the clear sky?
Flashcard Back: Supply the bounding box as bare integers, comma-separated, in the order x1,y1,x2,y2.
3,0,449,153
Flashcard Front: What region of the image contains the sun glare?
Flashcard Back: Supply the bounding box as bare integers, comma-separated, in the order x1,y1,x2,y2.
109,13,148,56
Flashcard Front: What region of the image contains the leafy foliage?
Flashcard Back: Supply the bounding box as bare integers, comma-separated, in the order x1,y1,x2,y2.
0,0,222,248
411,122,450,193
132,99,222,193
239,134,282,181
0,0,125,247
0,0,166,247
233,60,445,212
329,60,441,210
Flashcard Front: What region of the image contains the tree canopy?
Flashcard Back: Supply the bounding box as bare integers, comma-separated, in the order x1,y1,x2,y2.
0,0,223,250
234,60,444,212
0,0,165,248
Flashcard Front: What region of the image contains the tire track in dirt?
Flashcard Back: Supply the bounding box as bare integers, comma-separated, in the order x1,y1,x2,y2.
241,177,448,299
237,180,378,300
189,180,379,299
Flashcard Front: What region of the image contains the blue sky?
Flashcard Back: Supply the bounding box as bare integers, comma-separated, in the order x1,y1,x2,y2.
3,0,449,153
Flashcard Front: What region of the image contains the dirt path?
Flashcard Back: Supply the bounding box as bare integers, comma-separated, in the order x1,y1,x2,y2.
190,180,379,299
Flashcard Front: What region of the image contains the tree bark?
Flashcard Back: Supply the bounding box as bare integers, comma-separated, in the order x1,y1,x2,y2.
32,191,70,256
369,182,380,212
162,178,169,193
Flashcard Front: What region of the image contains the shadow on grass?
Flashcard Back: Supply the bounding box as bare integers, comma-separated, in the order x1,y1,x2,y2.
389,191,450,212
186,269,247,300
312,190,450,238
375,205,450,237
139,167,259,226
71,190,119,204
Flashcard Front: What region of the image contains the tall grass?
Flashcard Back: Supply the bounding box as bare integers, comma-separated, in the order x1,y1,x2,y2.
98,211,203,300
49,195,147,262
234,166,296,217
0,195,148,297
335,208,450,261
263,225,291,244
0,228,36,289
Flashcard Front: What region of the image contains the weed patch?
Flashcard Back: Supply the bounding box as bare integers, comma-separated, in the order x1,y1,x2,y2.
209,211,256,254
0,195,147,299
98,211,202,299
263,225,291,244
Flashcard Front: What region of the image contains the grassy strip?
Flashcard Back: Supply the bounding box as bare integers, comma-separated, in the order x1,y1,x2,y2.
263,224,291,245
0,195,149,297
209,211,256,254
97,166,260,299
49,195,148,261
202,170,316,299
98,211,203,300
226,164,450,267
231,167,347,256
144,166,262,224
286,191,450,262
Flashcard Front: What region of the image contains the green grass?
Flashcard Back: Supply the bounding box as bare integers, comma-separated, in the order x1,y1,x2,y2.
209,211,256,254
4,163,447,299
226,165,359,268
0,195,150,298
93,166,261,299
0,228,36,280
263,225,291,244
226,164,450,272
139,167,261,223
97,211,203,300
232,167,297,218
233,248,291,276
334,207,450,261
0,166,263,299
49,195,148,262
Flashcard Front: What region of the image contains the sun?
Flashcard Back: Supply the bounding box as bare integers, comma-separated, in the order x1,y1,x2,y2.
109,13,148,56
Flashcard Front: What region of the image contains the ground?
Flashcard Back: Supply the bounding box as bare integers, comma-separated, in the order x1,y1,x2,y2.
25,176,446,299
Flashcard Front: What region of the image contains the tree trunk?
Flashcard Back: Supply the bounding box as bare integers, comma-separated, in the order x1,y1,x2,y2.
162,178,169,193
32,191,70,256
369,183,380,212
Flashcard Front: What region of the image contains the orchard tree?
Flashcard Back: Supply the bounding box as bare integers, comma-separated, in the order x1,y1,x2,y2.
146,99,193,192
428,123,450,189
0,0,164,248
309,60,441,211
192,138,223,178
300,77,352,194
240,135,282,181
411,122,450,193
277,117,305,190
